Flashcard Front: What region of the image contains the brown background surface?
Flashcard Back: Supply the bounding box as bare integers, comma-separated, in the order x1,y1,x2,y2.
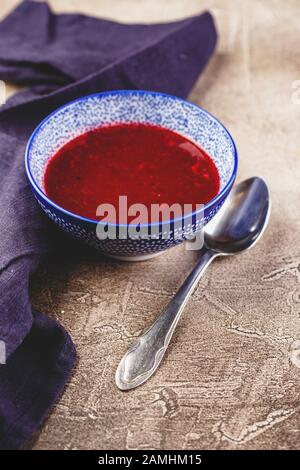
2,0,300,450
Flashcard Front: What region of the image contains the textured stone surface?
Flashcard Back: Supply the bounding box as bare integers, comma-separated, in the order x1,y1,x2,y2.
2,0,300,450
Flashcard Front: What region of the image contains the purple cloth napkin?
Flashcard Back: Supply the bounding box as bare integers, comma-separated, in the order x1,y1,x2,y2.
0,0,217,449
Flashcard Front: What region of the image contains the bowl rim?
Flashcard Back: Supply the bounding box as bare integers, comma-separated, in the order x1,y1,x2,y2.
25,89,238,228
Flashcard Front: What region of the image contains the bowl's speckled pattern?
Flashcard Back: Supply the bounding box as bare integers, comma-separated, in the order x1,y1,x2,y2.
25,90,238,259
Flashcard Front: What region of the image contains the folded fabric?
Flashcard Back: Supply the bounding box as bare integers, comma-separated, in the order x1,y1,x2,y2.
0,0,217,449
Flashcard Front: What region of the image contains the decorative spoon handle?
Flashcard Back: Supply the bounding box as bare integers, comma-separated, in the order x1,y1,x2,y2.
116,248,217,390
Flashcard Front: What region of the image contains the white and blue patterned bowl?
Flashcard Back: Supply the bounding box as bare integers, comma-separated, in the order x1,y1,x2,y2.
25,90,238,261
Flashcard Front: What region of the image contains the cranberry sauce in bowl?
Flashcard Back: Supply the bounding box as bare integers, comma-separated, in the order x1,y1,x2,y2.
44,123,220,222
25,90,237,259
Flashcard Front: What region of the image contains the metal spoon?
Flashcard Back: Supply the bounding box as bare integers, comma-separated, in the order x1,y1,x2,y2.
116,177,271,390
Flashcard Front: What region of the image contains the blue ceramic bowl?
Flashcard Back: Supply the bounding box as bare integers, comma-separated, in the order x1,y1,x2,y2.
25,90,238,261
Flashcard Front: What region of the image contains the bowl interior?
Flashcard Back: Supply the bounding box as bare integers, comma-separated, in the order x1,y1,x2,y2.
26,91,237,213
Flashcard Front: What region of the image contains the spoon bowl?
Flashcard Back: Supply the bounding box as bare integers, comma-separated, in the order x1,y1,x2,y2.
205,177,270,254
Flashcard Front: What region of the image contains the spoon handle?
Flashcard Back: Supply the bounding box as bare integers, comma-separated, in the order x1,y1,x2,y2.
116,248,217,390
